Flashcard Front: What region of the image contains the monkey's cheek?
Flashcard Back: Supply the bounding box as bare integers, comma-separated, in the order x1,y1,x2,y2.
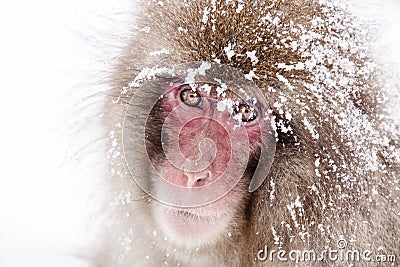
152,204,232,248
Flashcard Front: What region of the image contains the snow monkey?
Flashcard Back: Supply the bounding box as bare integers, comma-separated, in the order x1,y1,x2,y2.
96,0,400,266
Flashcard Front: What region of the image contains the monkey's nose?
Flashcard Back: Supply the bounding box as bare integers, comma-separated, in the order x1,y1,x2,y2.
183,170,212,188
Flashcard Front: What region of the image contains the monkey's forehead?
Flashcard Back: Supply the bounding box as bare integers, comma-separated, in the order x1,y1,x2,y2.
129,62,269,108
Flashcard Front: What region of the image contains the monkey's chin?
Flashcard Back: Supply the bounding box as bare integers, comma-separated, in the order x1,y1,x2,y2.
153,204,231,248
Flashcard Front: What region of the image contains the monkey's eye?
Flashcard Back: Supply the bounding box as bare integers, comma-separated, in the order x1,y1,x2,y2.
180,87,202,107
233,104,257,122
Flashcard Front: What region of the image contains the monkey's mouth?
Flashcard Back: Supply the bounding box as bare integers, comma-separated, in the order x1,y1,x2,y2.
157,206,230,245
153,202,233,247
176,210,206,219
172,208,225,221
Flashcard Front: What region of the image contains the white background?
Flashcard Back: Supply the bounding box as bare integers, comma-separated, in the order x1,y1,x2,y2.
0,1,399,266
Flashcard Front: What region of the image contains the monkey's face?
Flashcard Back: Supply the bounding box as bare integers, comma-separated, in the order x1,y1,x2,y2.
123,63,276,249
146,83,269,248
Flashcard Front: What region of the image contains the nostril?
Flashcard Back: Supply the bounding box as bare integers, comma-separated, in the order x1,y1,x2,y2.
184,170,212,188
195,177,206,186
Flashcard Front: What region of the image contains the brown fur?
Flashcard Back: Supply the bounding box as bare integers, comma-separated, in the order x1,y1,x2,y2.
97,0,400,266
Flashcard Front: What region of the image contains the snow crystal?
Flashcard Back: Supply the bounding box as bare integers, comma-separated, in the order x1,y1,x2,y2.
216,98,235,113
213,57,221,64
149,48,170,56
199,84,212,95
198,61,212,75
276,73,294,90
277,62,305,71
214,80,228,97
315,157,320,168
140,26,150,33
244,69,259,80
129,67,175,88
184,62,211,84
224,43,235,61
177,26,188,33
236,0,245,13
303,117,319,140
246,50,259,65
201,7,210,25
269,177,276,204
271,227,282,246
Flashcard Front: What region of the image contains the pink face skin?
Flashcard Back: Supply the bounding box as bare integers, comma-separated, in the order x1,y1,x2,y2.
151,83,268,248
